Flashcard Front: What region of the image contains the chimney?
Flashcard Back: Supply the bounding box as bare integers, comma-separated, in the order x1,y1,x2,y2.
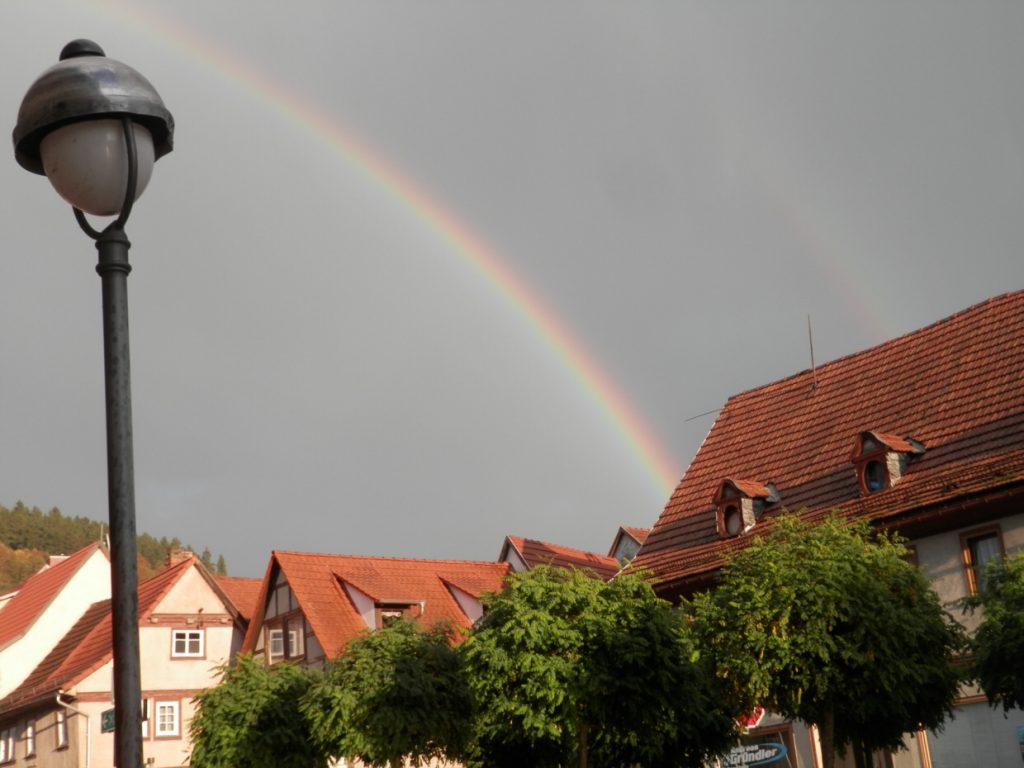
165,548,194,567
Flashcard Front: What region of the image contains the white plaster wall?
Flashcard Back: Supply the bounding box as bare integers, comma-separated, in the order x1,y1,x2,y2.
0,549,110,698
154,567,228,615
446,585,483,623
138,623,236,690
343,583,376,629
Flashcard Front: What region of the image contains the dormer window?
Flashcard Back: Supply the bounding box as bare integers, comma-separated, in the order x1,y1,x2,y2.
851,431,925,494
713,479,780,538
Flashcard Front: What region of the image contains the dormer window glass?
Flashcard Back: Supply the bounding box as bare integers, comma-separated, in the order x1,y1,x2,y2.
723,505,743,536
864,460,886,492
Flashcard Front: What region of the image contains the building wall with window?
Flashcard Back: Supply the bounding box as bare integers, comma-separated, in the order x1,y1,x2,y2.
64,562,242,768
0,554,248,768
632,291,1024,768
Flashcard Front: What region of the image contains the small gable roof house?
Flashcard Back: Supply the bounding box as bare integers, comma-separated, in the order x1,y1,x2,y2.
242,551,510,665
633,290,1024,599
499,535,621,581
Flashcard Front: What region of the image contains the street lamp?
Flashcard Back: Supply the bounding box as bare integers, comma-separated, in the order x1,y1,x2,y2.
13,40,173,768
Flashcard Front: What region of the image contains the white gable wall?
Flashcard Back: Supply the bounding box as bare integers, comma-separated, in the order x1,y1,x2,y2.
0,549,110,698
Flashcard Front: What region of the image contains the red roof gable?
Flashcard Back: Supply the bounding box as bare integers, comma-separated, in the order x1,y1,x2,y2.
0,543,106,651
503,536,621,581
0,555,200,714
242,552,511,661
633,291,1024,592
621,527,650,544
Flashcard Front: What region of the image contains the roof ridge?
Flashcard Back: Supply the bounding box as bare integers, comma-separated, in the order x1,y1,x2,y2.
505,535,616,559
723,289,1024,404
274,549,507,567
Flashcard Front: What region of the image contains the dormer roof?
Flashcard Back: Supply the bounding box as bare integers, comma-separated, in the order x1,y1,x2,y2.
852,431,926,459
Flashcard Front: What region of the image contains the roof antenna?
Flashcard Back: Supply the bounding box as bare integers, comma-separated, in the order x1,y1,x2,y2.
807,314,818,390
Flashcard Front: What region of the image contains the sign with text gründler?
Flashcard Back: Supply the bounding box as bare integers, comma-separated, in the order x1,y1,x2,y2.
723,742,788,766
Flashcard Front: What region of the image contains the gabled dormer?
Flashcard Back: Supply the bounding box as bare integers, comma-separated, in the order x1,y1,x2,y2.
713,479,780,538
851,431,925,494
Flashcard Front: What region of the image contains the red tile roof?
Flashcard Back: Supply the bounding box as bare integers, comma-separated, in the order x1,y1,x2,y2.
242,552,511,661
502,536,621,581
214,575,262,623
0,543,106,651
0,555,200,713
632,291,1024,591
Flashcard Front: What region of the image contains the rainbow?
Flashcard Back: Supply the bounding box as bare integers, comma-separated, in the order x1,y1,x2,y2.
91,0,682,496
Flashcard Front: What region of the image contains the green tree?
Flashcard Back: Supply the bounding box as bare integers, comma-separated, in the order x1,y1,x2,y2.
189,654,325,768
691,514,964,768
963,552,1024,711
460,567,738,768
216,554,228,576
302,620,472,767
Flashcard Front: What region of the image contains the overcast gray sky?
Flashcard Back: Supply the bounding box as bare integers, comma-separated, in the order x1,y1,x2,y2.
2,1,1022,577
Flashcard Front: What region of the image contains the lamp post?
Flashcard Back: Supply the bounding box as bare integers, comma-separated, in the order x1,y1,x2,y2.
13,40,173,768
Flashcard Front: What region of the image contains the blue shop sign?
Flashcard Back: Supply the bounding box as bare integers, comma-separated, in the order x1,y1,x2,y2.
724,742,789,766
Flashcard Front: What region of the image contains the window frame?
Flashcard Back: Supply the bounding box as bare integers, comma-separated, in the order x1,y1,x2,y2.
960,525,1005,596
24,720,35,757
0,728,13,764
265,612,305,662
55,710,68,750
154,700,180,739
171,628,205,659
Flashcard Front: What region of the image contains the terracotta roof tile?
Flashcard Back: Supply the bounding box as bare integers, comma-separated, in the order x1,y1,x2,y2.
0,543,105,651
633,291,1024,589
242,552,510,660
214,575,262,623
504,536,621,580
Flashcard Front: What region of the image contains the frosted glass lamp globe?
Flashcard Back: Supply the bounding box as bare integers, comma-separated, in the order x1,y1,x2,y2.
39,119,155,217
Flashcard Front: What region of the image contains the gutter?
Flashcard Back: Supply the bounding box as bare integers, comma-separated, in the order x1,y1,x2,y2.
56,691,90,768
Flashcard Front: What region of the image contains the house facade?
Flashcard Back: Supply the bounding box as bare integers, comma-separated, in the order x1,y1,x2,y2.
632,291,1024,768
242,551,510,667
0,552,250,768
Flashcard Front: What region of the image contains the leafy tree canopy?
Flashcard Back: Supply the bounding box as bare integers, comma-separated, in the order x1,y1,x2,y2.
302,620,472,767
690,514,965,768
461,566,738,768
189,654,325,768
963,552,1024,711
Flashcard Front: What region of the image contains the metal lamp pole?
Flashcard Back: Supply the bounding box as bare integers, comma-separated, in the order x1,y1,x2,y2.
14,40,174,768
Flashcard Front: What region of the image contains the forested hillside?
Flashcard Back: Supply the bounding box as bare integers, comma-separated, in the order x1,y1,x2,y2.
0,502,227,593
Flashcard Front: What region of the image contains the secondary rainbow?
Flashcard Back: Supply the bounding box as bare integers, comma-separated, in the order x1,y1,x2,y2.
96,0,681,496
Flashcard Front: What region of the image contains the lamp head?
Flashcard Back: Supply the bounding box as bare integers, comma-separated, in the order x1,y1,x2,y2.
13,40,174,216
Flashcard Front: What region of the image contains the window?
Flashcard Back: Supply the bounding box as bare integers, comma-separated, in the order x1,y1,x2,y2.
265,615,304,661
172,628,204,657
961,527,1004,595
0,728,12,763
55,710,68,749
24,720,35,756
155,701,180,738
268,628,299,657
